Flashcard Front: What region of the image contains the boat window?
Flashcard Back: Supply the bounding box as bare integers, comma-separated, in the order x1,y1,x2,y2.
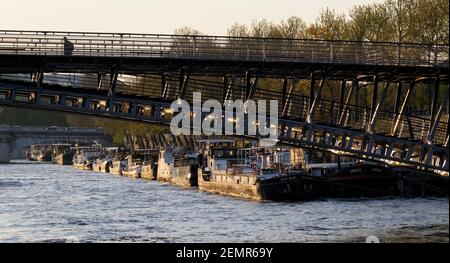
213,150,224,158
211,149,237,158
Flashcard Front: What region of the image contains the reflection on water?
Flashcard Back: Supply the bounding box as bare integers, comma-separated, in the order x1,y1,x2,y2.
0,161,448,243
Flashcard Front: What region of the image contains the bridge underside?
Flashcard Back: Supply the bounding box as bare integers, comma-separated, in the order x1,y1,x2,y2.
0,125,109,161
0,54,447,81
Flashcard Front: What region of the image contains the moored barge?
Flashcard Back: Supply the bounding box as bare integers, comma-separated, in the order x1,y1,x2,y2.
138,150,159,180
92,157,112,173
157,148,199,187
27,144,53,162
72,146,103,171
52,144,75,165
198,140,312,201
122,154,142,179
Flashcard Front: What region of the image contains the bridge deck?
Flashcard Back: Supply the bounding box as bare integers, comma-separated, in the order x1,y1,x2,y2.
0,30,448,79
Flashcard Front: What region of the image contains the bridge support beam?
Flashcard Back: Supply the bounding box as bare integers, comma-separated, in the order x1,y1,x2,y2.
309,73,316,111
178,69,190,100
338,81,355,126
429,78,440,135
370,76,379,120
368,81,390,133
245,71,258,101
97,73,104,91
282,78,288,112
353,81,360,122
282,77,297,117
307,79,325,124
31,68,44,88
223,76,229,102
392,81,415,137
108,66,119,97
338,80,346,124
393,82,403,116
161,73,169,99
426,85,449,145
222,74,236,103
445,129,449,147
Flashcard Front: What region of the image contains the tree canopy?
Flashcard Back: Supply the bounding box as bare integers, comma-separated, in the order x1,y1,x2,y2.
226,0,448,44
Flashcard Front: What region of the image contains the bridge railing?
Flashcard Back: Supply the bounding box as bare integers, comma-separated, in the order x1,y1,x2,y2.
0,30,448,67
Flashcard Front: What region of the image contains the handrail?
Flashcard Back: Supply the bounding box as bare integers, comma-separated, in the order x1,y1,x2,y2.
0,30,448,68
1,29,449,46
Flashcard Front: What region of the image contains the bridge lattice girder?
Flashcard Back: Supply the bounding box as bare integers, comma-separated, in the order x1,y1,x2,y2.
0,81,448,173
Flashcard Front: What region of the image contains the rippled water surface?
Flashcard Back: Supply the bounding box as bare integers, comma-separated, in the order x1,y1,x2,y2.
0,161,448,243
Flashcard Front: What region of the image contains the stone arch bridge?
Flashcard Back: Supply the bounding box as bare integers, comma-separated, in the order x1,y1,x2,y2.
0,125,109,163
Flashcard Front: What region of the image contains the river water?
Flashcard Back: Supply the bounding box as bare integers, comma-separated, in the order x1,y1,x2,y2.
0,161,448,243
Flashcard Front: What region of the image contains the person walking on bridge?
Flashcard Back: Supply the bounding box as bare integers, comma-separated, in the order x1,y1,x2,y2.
63,37,74,56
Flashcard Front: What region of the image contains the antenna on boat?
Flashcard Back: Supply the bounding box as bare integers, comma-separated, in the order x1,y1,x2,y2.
93,140,103,150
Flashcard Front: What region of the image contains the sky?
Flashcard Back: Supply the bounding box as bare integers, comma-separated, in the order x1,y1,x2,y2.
2,0,384,35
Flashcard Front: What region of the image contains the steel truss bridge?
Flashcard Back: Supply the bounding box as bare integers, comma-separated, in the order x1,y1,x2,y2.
0,30,448,174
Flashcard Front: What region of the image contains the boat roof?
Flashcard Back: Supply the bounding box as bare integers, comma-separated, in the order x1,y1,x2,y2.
306,162,358,169
104,147,121,151
232,164,252,167
238,146,290,151
210,147,238,150
78,148,103,152
198,139,236,144
132,149,159,153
